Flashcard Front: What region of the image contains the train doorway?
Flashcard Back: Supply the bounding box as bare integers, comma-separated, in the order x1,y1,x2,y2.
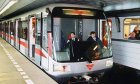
28,17,36,59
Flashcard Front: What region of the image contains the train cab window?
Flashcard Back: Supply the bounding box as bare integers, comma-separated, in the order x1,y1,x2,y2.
53,18,112,62
124,18,140,40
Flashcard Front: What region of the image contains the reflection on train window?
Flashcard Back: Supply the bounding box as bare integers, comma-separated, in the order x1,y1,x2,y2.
124,18,140,40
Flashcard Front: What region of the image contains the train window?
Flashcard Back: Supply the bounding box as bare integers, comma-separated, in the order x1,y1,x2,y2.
42,15,48,51
51,7,112,62
124,18,140,40
10,22,14,35
36,18,41,45
20,20,28,40
5,22,8,33
0,22,2,31
0,22,2,37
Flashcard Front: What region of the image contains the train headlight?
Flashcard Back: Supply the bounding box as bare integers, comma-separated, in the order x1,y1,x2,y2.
53,64,71,72
106,60,113,67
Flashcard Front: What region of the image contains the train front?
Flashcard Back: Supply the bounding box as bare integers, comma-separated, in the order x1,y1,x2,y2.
48,7,113,81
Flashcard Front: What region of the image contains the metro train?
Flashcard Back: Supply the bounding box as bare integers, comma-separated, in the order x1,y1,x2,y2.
109,14,140,70
0,3,113,83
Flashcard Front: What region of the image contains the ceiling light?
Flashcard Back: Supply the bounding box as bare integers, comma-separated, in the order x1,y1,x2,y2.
0,0,18,15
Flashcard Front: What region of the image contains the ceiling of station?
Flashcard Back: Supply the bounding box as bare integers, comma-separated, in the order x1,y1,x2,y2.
0,0,140,19
0,0,5,6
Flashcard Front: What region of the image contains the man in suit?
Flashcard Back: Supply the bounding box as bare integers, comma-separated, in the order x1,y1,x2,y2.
86,31,104,60
87,31,103,48
67,32,79,61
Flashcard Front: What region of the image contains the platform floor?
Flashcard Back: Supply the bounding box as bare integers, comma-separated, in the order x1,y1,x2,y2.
0,38,57,84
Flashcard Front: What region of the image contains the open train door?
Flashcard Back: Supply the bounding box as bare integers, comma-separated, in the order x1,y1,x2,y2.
28,16,36,59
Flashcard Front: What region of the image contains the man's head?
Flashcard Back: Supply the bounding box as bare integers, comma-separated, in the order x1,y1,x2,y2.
70,32,76,38
90,31,96,38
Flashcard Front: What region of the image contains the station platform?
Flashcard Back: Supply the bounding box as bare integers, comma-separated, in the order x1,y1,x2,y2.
0,38,57,84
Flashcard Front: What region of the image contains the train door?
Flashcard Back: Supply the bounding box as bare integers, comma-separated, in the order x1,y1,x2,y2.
28,16,36,59
5,22,8,41
41,12,51,70
2,23,4,39
2,23,6,39
19,18,28,56
1,23,4,39
2,23,5,39
6,22,8,41
14,19,20,49
5,22,8,42
0,22,2,37
10,21,14,45
34,13,42,66
8,21,10,43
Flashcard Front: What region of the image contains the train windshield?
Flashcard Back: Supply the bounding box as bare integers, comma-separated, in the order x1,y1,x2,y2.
52,8,112,62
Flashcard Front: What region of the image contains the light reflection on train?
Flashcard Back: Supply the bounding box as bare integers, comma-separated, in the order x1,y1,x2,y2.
0,4,113,82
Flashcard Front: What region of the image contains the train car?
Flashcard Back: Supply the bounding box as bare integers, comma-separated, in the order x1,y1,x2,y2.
0,3,113,83
108,14,140,70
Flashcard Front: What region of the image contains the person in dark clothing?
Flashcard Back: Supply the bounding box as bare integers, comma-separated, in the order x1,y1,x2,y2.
86,31,105,61
67,32,79,61
134,26,140,40
129,26,140,40
87,31,103,48
67,32,79,43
